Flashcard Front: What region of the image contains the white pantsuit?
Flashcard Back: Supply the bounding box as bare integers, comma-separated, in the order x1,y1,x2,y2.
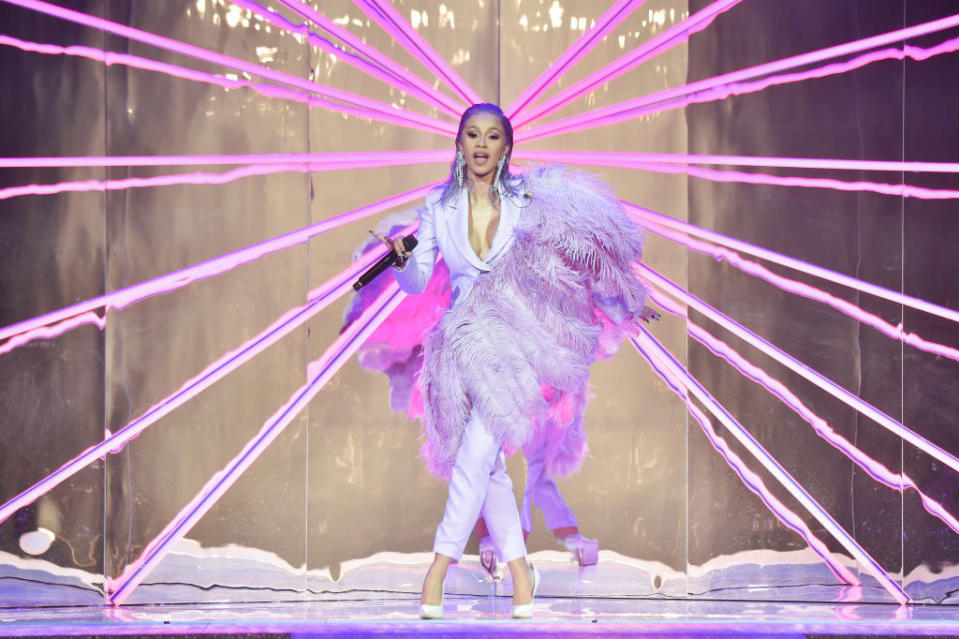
394,187,526,562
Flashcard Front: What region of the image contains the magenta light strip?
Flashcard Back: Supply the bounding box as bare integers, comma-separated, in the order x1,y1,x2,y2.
513,149,959,175
638,263,959,478
516,13,959,140
662,162,959,200
520,33,959,141
0,182,436,348
631,329,858,585
106,283,407,605
1,0,456,136
0,227,414,528
648,289,959,536
0,34,454,136
645,220,959,364
511,0,743,129
352,0,481,105
623,202,959,326
226,0,462,117
0,155,447,201
631,327,907,603
515,151,959,200
0,150,451,169
0,312,105,357
273,0,468,111
505,0,647,118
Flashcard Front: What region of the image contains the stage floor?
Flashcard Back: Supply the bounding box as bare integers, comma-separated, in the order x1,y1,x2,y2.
2,596,959,638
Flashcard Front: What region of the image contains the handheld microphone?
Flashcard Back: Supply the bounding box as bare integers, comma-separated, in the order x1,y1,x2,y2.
353,235,418,291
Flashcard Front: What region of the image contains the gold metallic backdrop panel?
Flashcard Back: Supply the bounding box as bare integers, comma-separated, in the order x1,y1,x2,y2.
100,1,311,601
0,0,107,603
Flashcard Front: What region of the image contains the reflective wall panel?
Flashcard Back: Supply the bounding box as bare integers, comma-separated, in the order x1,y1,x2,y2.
0,0,107,606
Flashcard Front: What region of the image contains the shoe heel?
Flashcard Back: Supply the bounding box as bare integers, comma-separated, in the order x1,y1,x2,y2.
419,578,446,619
511,563,539,619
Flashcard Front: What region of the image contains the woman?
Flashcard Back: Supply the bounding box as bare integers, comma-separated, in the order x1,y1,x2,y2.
376,103,651,619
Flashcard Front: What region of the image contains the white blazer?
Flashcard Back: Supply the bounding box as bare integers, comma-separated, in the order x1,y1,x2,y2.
394,186,521,308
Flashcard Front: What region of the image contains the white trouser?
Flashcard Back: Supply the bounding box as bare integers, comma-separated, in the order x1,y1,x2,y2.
520,439,579,534
433,413,526,562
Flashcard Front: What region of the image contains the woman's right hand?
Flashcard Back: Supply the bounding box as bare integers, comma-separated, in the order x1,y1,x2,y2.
370,231,411,264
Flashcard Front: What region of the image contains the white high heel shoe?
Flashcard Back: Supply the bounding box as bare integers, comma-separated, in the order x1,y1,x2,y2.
479,536,505,581
510,562,540,619
419,579,446,619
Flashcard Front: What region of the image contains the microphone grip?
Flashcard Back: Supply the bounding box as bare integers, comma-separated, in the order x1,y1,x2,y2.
352,235,418,291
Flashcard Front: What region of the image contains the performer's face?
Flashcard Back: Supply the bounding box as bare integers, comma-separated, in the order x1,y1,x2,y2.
458,112,510,183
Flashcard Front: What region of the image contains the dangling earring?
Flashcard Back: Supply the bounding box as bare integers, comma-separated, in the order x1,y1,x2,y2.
454,148,465,187
494,155,506,199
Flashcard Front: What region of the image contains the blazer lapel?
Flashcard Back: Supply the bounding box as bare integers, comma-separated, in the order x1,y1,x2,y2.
485,194,518,264
445,187,490,272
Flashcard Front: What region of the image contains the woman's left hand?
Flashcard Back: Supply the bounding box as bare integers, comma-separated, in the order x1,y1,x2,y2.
638,305,661,323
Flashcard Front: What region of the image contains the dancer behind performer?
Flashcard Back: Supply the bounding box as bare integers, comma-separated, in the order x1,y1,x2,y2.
374,103,651,619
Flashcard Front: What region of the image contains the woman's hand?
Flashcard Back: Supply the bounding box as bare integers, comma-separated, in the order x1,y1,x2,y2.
370,230,411,264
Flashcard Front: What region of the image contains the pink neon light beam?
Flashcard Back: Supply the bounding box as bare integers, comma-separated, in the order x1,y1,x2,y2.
514,150,959,200
513,149,959,176
106,283,406,605
623,202,959,326
0,183,437,348
351,0,481,105
511,0,744,128
272,0,469,111
0,155,450,201
0,150,451,169
643,220,959,364
631,326,908,604
226,0,463,117
519,33,959,140
0,230,413,527
516,13,959,140
648,289,959,536
0,34,454,136
1,0,456,136
638,263,959,477
631,328,858,585
505,0,648,118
